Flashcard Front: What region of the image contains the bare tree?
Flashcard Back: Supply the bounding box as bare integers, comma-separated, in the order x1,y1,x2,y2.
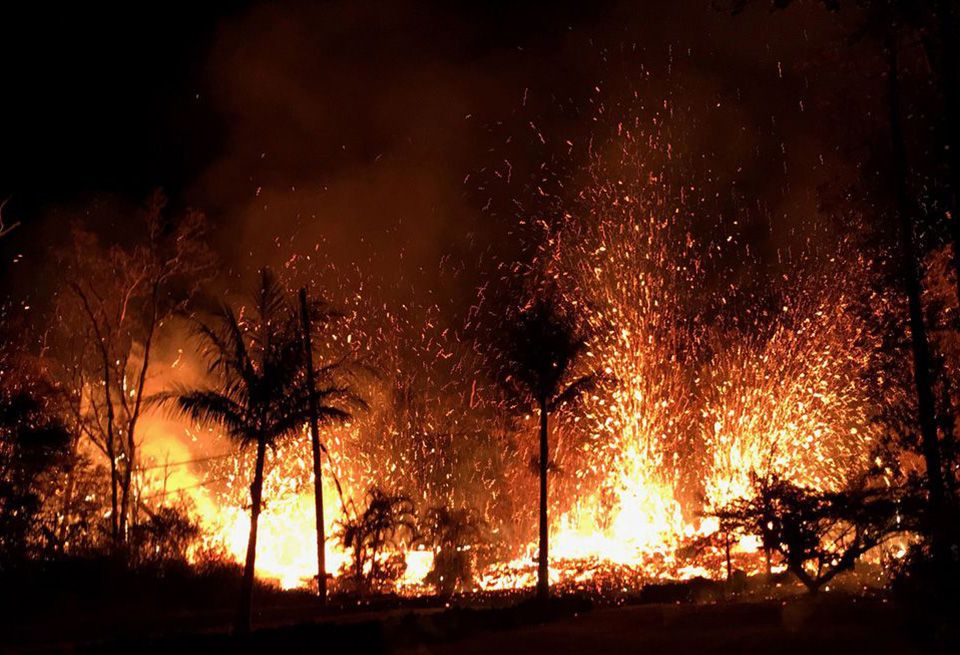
731,0,954,577
884,24,952,568
51,193,209,549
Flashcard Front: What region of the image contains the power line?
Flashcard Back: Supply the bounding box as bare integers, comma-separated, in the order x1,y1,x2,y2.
132,452,234,472
138,475,233,501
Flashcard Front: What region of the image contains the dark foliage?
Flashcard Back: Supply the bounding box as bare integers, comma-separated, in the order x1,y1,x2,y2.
128,504,201,566
418,505,486,595
714,474,907,592
495,294,599,414
0,375,71,565
53,595,592,655
0,553,315,650
892,517,960,653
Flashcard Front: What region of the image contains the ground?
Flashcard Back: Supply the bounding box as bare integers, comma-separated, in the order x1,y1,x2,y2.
0,595,933,654
405,599,919,655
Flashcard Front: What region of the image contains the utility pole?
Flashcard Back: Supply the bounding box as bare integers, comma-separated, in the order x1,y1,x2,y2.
299,287,327,603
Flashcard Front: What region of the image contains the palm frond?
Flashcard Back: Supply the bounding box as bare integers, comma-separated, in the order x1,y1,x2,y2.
157,388,254,444
549,372,612,412
158,267,365,459
497,292,592,403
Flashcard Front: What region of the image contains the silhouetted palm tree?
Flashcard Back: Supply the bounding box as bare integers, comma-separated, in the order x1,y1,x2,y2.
157,269,350,633
336,487,417,594
497,294,600,600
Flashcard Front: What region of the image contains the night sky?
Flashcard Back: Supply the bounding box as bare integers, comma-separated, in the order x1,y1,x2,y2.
0,1,877,304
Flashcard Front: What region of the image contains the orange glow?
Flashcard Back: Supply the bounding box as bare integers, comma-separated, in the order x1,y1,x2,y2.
132,124,889,594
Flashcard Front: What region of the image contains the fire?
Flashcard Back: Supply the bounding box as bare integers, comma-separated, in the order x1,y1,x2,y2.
147,251,880,593
552,475,687,564
468,121,884,588
135,106,888,594
178,425,435,590
207,493,348,590
203,493,433,591
700,288,878,508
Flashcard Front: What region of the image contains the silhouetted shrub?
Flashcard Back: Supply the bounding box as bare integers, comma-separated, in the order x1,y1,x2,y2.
418,505,485,595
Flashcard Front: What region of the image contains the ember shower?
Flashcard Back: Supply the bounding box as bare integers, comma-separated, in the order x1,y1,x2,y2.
127,86,892,592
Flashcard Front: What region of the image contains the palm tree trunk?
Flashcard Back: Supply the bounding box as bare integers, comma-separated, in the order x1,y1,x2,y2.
237,436,268,635
537,397,549,601
299,288,326,603
887,31,948,565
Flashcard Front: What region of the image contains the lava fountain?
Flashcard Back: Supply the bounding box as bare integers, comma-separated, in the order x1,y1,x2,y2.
152,103,885,593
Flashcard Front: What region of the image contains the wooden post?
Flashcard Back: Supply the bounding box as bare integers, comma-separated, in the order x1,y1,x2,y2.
724,531,732,583
537,397,549,601
299,288,327,603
